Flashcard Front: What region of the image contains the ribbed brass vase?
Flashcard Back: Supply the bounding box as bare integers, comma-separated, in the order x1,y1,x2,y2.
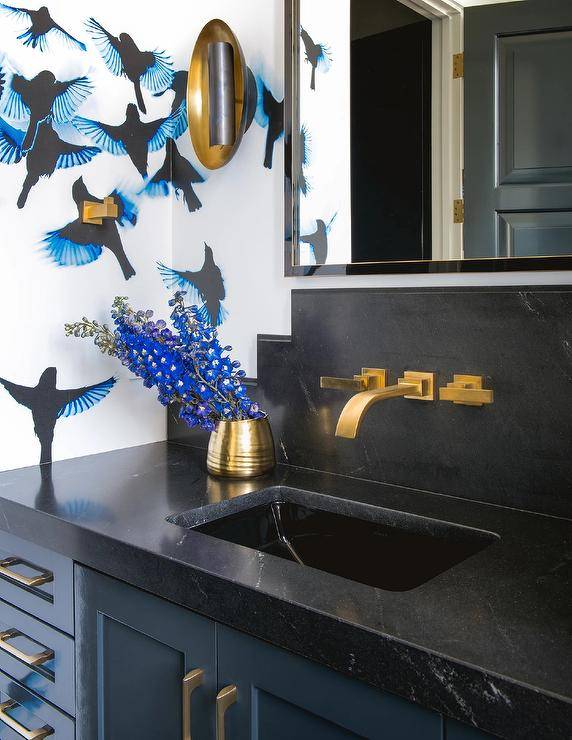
207,417,276,478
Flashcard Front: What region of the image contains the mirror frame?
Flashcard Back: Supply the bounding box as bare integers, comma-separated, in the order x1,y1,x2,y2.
284,0,572,277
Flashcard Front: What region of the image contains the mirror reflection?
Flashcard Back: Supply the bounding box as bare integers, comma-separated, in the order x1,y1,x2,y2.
287,0,572,273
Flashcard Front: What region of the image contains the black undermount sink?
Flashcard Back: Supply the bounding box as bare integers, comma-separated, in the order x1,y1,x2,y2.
183,489,498,592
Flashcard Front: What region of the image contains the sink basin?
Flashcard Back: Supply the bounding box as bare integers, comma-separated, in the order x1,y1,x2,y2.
186,491,497,592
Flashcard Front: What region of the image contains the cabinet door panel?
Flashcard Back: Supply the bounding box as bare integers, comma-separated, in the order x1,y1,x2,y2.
217,625,442,740
75,565,216,740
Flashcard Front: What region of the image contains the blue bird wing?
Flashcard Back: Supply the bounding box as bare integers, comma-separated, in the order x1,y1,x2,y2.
51,76,93,123
111,189,138,227
254,75,270,128
196,301,228,329
317,43,333,72
42,225,103,267
0,116,24,164
300,124,311,166
17,28,51,51
56,376,116,419
84,18,124,77
146,114,176,153
140,49,174,94
156,263,203,302
170,102,188,139
0,3,31,21
72,117,127,155
50,24,87,52
55,141,100,170
141,178,171,199
1,69,31,121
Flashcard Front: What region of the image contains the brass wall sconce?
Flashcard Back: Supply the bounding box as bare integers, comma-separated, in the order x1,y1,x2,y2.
321,368,435,439
439,375,494,407
187,19,257,170
82,197,118,225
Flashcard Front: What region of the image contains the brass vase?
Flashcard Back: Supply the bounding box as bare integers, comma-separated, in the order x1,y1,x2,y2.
207,417,276,478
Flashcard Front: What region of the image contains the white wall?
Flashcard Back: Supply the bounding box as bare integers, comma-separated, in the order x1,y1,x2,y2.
0,0,175,471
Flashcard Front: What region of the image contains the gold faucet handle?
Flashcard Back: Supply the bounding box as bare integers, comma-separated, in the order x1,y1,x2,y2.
320,368,387,392
439,375,494,407
82,196,119,225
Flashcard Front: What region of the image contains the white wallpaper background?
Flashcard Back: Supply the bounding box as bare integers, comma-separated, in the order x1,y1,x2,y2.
0,0,570,473
297,0,352,266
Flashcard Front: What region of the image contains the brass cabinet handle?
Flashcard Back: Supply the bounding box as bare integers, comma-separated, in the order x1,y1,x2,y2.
216,684,237,740
0,629,54,667
0,699,53,739
0,558,53,588
182,668,204,740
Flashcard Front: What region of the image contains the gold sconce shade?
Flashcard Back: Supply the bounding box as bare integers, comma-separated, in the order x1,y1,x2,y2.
187,19,257,170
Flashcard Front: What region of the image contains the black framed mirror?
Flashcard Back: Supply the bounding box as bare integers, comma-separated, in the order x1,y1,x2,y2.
284,0,572,276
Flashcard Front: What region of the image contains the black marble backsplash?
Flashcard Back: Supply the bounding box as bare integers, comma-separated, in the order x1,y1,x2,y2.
169,286,572,519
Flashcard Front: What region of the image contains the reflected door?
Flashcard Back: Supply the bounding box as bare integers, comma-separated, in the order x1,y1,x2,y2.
465,0,572,258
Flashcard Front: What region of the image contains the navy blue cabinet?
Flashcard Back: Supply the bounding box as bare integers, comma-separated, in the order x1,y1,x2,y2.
75,567,498,740
75,566,216,739
217,625,443,740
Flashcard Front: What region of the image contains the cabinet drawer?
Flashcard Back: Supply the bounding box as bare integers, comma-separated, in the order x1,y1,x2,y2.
0,532,73,635
0,668,74,739
0,600,74,716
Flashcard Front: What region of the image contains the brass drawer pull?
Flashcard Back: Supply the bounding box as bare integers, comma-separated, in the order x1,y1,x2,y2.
182,668,204,740
0,629,54,667
0,558,54,588
216,684,237,740
0,699,54,738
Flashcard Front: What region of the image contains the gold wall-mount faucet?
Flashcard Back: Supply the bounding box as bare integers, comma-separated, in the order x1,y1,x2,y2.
320,368,435,439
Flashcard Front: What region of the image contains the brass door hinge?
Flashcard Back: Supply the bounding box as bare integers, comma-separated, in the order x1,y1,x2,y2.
453,52,464,79
453,199,465,224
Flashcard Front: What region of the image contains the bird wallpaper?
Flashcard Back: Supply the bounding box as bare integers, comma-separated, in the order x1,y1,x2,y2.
0,0,283,472
297,0,351,267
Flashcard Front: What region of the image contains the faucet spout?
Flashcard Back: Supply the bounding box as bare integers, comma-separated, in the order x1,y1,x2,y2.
335,383,419,439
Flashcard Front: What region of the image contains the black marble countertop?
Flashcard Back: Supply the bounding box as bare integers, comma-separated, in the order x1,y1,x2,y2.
0,442,570,739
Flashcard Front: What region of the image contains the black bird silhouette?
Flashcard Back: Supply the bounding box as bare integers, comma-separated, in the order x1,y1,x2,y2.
153,69,188,139
141,138,204,213
157,243,227,327
0,3,86,51
255,77,283,170
300,27,332,91
85,17,173,114
299,214,337,265
43,176,137,280
17,119,100,208
0,63,93,151
73,103,176,179
0,367,116,465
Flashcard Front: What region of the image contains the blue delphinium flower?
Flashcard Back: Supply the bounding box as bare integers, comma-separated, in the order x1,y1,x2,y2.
65,293,264,433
